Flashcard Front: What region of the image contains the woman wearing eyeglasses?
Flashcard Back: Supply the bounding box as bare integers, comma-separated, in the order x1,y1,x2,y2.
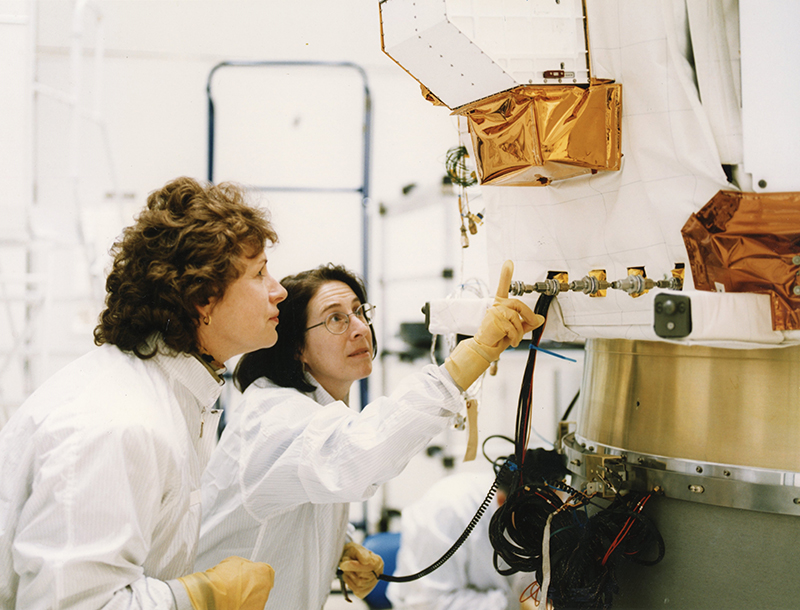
197,263,542,610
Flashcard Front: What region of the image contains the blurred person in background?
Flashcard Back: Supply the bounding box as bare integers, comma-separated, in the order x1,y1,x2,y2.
0,177,281,610
197,262,543,609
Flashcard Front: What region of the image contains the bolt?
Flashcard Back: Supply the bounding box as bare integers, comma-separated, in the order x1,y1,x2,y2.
723,470,731,477
793,255,800,265
667,322,675,330
696,466,703,473
688,485,705,494
794,286,800,296
758,179,767,188
794,498,800,505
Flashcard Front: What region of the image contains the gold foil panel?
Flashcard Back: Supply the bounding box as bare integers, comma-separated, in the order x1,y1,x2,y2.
682,190,800,330
671,264,685,290
457,87,544,184
454,81,622,186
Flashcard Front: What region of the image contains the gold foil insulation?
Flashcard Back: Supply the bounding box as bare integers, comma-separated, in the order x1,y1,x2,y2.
453,81,622,186
682,190,800,331
420,84,446,107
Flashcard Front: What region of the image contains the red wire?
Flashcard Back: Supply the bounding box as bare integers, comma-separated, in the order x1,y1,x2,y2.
601,495,651,565
520,579,541,604
524,379,533,452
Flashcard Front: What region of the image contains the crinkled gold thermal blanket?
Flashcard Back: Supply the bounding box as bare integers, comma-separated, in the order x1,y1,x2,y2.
453,81,622,186
682,190,800,331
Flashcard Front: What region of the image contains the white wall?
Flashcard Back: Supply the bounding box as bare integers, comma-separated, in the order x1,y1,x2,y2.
0,1,34,418
3,0,575,530
4,0,462,407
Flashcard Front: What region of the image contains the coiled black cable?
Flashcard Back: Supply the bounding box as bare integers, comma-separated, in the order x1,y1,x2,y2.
378,464,506,582
445,145,478,188
489,481,563,576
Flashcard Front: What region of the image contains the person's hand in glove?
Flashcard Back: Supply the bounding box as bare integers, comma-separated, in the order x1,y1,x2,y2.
338,542,384,599
445,260,544,390
177,556,274,610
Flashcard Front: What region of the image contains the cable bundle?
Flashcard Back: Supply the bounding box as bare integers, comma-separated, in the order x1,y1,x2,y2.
491,483,665,609
489,481,563,575
487,289,665,609
445,145,478,188
488,291,556,576
545,493,665,609
513,292,554,466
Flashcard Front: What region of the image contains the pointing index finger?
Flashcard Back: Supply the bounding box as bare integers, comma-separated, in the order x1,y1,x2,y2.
496,260,514,299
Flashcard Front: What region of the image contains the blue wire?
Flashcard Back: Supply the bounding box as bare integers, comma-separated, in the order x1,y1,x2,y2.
528,343,578,363
531,426,554,448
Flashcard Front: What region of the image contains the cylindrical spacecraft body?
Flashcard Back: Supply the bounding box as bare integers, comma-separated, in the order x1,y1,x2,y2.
567,339,800,608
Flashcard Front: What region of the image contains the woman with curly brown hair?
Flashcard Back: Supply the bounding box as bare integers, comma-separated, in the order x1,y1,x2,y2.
0,177,283,610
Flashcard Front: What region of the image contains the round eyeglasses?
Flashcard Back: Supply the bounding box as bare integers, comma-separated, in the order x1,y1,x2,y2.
306,303,375,335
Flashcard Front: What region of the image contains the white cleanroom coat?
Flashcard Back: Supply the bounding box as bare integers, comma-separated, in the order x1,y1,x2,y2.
197,365,463,610
387,472,518,610
0,339,223,610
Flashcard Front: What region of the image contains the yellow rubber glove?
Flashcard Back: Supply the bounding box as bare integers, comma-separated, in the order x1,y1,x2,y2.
177,556,275,610
338,542,384,599
445,261,544,390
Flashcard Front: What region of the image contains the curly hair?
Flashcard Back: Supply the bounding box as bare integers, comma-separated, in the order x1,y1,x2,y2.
93,176,277,359
234,264,377,393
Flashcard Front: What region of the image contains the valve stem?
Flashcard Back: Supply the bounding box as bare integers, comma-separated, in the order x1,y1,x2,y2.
569,275,610,295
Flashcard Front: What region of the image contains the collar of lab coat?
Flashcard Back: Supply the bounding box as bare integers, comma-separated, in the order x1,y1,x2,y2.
146,333,225,410
303,371,337,407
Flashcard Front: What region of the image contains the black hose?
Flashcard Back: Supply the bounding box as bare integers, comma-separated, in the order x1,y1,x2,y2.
376,290,553,584
560,389,580,422
378,466,505,582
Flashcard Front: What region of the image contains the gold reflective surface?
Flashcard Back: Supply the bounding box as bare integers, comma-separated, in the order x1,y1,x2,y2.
578,338,800,472
682,189,800,330
453,80,622,185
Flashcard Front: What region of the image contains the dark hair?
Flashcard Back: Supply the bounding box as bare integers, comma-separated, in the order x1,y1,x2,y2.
93,177,277,359
234,264,377,393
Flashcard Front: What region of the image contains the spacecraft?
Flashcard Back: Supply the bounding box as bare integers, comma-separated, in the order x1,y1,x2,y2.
380,0,800,606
